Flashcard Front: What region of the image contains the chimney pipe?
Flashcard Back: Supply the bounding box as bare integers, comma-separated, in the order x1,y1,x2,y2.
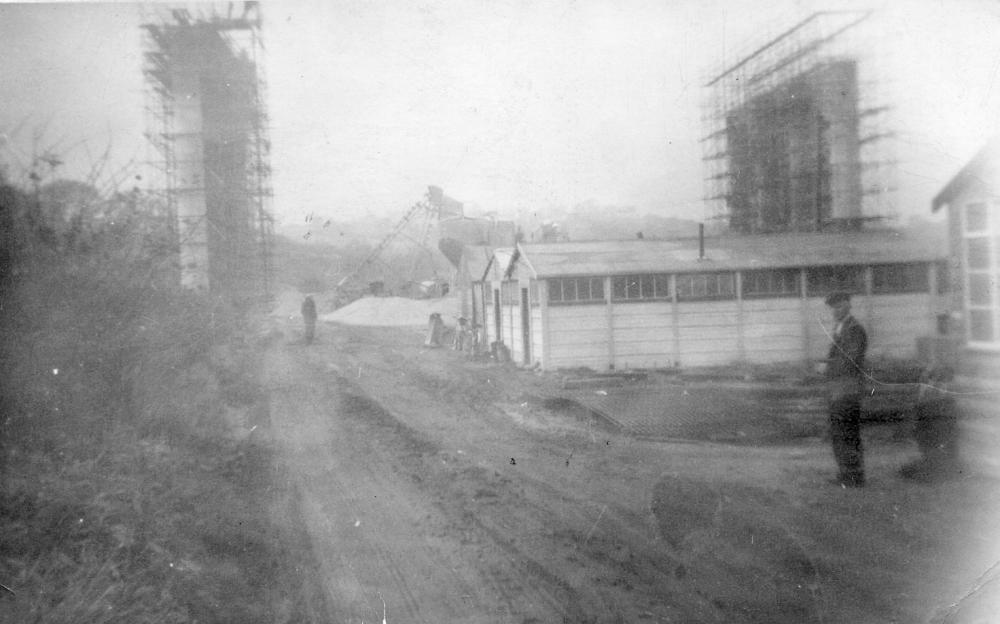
698,223,705,260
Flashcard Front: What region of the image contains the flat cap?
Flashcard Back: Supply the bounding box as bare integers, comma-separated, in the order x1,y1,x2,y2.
824,291,851,306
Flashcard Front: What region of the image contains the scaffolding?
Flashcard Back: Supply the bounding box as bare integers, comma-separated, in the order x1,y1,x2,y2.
142,2,274,303
701,10,897,233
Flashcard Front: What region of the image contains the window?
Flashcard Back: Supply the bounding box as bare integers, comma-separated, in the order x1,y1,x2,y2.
970,309,995,342
611,274,671,302
968,273,994,306
871,263,929,295
548,277,605,305
963,201,999,345
742,268,800,298
806,266,864,297
965,203,989,233
968,237,991,269
676,272,736,301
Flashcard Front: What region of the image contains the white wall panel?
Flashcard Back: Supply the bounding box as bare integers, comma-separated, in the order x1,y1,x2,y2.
531,308,543,366
546,304,610,370
742,298,805,362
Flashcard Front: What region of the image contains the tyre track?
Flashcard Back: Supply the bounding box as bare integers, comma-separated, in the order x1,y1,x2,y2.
266,342,566,623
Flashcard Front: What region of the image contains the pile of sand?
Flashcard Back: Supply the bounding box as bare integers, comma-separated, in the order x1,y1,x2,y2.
322,295,459,327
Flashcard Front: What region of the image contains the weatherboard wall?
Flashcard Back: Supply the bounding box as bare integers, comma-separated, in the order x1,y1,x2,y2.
611,301,675,369
482,251,946,371
868,293,942,357
545,303,611,370
675,301,742,367
532,305,544,367
741,298,805,363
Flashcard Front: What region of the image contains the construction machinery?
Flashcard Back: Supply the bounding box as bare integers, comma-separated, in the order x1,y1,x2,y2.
335,186,460,297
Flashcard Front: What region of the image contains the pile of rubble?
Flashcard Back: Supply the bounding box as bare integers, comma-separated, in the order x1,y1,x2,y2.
321,295,458,327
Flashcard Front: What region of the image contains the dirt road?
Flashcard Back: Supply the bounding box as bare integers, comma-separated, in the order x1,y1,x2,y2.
266,320,1000,623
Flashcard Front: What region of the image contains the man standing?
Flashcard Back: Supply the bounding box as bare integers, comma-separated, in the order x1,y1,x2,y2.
301,295,317,344
824,291,868,488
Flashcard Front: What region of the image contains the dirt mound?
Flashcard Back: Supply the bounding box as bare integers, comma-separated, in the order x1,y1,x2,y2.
322,294,459,327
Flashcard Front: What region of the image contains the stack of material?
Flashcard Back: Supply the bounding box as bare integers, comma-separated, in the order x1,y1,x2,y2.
321,295,458,327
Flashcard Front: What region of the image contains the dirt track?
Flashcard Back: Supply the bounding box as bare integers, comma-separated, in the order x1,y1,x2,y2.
265,319,1000,623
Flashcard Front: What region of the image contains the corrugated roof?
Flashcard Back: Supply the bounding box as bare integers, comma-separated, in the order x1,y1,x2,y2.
517,228,947,278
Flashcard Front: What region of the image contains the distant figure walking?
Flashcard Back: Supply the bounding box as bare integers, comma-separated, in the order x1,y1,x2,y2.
424,312,444,347
823,291,868,488
452,317,469,351
301,295,317,344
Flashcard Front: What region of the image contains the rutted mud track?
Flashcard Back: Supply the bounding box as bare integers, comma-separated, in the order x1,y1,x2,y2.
265,328,720,623
266,346,583,623
265,321,1000,623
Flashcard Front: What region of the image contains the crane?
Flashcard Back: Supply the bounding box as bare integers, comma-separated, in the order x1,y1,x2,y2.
335,186,457,291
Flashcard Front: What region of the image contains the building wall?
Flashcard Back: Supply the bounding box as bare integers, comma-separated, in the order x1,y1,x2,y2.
507,297,522,363
742,298,805,363
869,293,938,355
611,301,675,369
546,304,610,370
485,284,500,348
530,281,544,366
805,295,838,362
675,301,741,367
484,279,530,363
530,263,944,371
943,182,1000,378
946,202,965,325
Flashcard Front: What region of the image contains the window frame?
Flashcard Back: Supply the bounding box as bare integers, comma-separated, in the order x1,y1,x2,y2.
611,273,672,303
675,272,737,302
870,262,930,295
805,265,865,298
963,201,999,346
547,276,606,306
741,268,801,299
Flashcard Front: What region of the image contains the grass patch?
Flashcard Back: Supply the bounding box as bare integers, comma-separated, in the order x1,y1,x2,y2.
0,421,315,623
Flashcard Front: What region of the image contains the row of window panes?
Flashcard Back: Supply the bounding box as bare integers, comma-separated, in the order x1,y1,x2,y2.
611,274,671,301
548,277,605,304
676,273,735,300
743,269,800,297
963,204,997,342
547,263,935,305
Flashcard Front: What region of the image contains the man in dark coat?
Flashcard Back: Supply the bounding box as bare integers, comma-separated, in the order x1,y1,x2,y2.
823,291,868,488
301,295,317,344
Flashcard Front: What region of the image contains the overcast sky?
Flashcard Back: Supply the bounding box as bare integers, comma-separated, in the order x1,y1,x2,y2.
1,0,998,229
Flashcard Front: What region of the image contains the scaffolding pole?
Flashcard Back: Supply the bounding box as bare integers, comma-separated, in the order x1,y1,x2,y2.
141,2,274,305
700,10,897,234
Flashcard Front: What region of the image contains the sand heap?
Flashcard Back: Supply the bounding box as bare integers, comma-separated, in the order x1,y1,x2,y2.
321,295,459,327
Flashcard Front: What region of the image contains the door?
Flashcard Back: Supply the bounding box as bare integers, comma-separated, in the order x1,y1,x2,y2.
493,288,502,346
521,287,531,364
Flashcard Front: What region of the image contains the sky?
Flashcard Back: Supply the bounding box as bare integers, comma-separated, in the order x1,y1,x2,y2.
1,0,999,230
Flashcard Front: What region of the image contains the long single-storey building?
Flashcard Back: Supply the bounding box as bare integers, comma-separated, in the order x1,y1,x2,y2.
477,229,950,371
